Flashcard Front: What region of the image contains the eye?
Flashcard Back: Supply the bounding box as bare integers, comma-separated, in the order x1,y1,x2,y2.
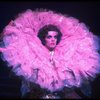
46,35,52,39
54,36,57,39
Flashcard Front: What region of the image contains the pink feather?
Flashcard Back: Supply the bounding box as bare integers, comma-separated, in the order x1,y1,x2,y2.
0,9,100,92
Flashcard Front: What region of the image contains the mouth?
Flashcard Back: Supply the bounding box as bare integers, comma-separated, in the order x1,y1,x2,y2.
50,43,55,45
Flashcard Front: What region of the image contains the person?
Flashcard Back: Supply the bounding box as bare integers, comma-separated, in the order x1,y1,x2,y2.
0,9,100,99
21,24,81,99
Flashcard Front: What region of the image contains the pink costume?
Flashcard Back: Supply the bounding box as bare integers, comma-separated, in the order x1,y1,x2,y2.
0,9,100,97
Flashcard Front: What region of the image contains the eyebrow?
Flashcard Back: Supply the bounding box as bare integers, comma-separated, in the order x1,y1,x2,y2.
47,34,57,37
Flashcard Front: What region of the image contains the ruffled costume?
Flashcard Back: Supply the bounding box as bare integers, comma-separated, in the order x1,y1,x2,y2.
0,9,100,97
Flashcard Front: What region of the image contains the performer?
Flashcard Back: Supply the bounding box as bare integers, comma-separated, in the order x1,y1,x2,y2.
0,9,100,98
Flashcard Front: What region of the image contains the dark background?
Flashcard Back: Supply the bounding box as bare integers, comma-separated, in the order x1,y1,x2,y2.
0,1,100,98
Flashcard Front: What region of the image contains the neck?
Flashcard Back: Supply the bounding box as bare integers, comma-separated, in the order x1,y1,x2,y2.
49,48,54,51
46,47,55,51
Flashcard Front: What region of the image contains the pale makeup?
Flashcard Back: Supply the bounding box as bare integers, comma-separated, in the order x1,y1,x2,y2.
45,31,58,51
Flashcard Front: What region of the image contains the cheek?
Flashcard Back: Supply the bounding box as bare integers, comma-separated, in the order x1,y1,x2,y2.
55,39,57,42
54,39,57,44
45,39,51,45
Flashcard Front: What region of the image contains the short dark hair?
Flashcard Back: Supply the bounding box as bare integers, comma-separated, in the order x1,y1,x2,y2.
37,24,62,45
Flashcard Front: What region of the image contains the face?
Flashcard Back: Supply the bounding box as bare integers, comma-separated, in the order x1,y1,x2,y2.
45,31,58,51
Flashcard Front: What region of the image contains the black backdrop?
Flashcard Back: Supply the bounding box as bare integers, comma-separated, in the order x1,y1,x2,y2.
0,1,100,35
0,1,100,98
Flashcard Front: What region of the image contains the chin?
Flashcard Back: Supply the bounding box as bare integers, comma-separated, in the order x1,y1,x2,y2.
50,46,55,49
46,46,56,51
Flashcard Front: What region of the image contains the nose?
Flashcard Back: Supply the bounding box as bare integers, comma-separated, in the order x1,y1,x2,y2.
51,37,56,42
